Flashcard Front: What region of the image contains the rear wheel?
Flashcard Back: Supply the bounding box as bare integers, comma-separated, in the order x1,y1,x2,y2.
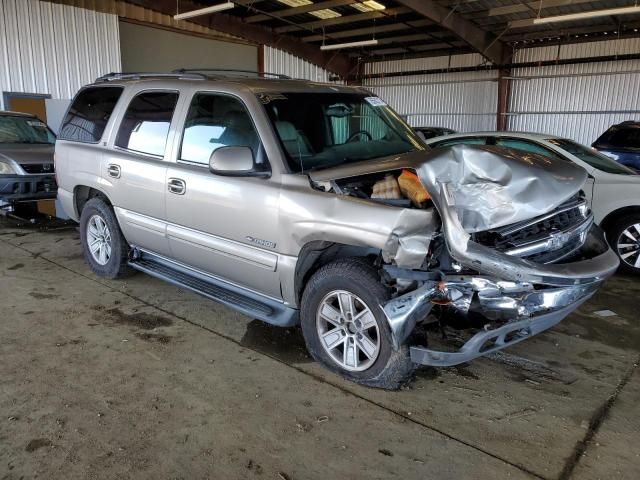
79,198,134,279
607,214,640,274
300,258,415,389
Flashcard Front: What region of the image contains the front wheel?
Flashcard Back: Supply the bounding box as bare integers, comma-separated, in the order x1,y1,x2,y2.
300,258,415,389
607,214,640,275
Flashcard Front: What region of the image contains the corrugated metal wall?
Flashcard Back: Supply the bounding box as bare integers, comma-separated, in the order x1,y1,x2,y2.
364,71,498,131
363,53,492,74
507,59,640,146
507,38,640,145
0,0,121,110
264,46,340,82
513,37,640,63
363,54,498,131
358,38,640,140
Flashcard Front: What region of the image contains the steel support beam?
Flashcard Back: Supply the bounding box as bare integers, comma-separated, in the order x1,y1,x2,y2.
496,68,511,131
394,0,508,65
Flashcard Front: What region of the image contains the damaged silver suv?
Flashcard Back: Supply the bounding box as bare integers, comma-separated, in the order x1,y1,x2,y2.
54,71,619,388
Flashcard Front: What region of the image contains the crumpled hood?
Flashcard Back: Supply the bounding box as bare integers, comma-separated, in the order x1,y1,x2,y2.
0,144,55,165
309,144,588,232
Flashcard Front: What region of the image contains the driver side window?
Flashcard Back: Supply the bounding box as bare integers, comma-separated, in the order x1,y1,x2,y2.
180,93,260,165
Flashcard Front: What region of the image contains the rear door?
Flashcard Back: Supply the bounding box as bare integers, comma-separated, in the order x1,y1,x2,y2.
164,88,282,299
102,87,182,256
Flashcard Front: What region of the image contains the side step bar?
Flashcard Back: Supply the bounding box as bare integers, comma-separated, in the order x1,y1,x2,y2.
128,250,299,327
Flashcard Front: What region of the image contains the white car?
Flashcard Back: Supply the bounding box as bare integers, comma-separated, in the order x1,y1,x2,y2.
426,132,640,274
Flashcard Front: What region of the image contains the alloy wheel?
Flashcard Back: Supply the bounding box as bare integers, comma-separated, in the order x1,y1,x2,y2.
316,290,380,372
617,223,640,269
87,214,112,266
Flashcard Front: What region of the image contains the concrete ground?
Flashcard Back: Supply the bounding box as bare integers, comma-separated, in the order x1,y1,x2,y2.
1,216,639,480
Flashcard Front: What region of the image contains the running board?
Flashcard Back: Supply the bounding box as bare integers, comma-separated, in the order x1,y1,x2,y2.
128,251,298,327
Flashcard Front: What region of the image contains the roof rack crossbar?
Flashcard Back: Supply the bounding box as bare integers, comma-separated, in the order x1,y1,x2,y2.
172,68,292,80
95,72,208,82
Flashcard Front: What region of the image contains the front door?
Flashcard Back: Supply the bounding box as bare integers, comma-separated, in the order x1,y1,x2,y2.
165,91,281,299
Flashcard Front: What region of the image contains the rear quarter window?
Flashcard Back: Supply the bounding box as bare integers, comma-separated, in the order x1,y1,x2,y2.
59,86,124,143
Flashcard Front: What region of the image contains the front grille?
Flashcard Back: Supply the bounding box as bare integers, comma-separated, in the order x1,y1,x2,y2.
20,163,54,174
474,194,592,264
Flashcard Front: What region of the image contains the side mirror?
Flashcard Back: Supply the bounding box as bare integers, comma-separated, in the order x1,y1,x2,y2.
209,146,267,177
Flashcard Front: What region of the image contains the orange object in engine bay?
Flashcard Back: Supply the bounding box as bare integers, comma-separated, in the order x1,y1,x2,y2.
398,169,431,206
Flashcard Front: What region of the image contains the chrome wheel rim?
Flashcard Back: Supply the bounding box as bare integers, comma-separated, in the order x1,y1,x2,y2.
617,223,640,269
316,290,380,372
87,214,112,266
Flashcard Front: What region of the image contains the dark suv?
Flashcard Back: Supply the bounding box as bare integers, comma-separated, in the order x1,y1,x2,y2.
0,111,57,210
592,121,640,170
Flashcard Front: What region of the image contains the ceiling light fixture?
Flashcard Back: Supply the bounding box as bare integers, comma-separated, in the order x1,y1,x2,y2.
174,2,235,20
310,9,342,19
509,5,640,27
320,39,379,50
352,1,386,12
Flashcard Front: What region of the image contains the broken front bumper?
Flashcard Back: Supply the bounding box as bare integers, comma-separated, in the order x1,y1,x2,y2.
384,276,600,367
0,174,57,203
382,184,619,367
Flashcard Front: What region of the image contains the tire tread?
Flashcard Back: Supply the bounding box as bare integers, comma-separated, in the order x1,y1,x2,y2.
301,257,416,389
79,198,134,279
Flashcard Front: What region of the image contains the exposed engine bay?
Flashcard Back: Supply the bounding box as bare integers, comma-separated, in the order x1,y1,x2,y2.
327,169,434,209
307,145,620,366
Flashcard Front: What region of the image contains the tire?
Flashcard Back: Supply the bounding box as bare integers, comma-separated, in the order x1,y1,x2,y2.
79,197,134,279
607,214,640,275
300,258,416,389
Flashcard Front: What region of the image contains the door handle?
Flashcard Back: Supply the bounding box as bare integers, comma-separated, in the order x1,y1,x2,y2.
107,164,121,178
168,178,186,195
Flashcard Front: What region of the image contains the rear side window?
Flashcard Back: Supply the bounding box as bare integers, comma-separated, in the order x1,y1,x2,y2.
116,91,179,157
59,86,123,143
595,126,640,149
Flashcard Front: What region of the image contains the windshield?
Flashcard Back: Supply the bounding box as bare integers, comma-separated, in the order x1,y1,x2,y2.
547,138,636,175
0,115,55,144
260,92,425,172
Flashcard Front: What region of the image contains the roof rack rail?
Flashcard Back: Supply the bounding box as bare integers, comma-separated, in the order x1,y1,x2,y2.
171,68,292,80
95,72,207,82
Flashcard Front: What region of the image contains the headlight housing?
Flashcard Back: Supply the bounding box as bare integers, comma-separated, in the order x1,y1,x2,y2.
0,161,17,175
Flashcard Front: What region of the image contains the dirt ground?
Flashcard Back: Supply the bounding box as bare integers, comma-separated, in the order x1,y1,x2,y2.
1,215,639,480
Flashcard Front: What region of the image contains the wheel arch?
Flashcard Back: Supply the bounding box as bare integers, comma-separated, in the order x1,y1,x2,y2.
600,206,640,236
294,241,382,304
74,185,113,218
